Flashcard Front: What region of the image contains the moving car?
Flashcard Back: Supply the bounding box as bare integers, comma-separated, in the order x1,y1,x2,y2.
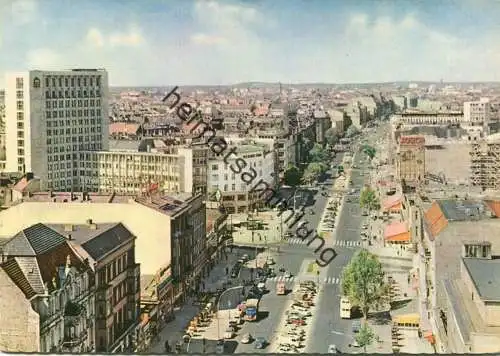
328,344,338,353
352,320,361,333
254,337,267,349
216,339,225,354
240,333,252,344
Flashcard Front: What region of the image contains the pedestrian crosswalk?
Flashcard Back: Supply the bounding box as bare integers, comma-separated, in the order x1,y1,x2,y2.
287,238,362,248
266,275,343,285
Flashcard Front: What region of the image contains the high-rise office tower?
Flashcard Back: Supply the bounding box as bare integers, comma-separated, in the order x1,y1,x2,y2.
4,69,109,190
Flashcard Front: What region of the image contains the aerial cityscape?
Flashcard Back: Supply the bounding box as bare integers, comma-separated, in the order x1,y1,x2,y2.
1,0,500,354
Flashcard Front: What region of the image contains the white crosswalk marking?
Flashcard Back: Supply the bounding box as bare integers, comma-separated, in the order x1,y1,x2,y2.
332,240,362,247
267,275,341,285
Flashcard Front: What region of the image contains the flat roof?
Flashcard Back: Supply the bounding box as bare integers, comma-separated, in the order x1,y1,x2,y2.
462,257,500,301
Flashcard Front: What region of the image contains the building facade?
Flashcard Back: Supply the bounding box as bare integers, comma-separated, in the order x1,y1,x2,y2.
208,143,276,213
464,98,490,126
4,70,109,190
49,222,140,353
0,223,96,353
396,135,426,186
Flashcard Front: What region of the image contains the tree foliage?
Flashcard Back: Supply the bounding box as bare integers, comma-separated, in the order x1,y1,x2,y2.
309,143,329,163
302,162,327,184
362,145,376,159
345,125,360,138
341,249,388,320
359,187,380,211
325,128,339,145
355,323,375,353
284,164,302,187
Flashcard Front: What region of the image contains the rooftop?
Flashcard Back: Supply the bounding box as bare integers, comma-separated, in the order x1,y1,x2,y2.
438,199,489,221
462,257,500,301
48,222,135,260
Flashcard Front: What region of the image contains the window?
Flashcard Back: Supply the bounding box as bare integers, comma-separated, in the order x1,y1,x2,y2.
16,101,24,110
211,164,218,170
16,77,24,89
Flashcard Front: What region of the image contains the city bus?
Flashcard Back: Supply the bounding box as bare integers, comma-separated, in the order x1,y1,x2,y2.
340,296,352,319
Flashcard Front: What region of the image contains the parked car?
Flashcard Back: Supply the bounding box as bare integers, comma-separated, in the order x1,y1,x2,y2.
267,258,275,265
284,271,292,278
224,328,235,339
328,344,338,353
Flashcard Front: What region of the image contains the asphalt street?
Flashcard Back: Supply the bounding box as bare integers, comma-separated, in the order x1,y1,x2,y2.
230,124,388,354
233,152,345,354
307,123,389,354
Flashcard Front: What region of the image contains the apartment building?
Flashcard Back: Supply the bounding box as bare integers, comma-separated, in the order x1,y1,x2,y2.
470,135,500,191
393,112,463,125
4,70,109,190
464,98,490,126
396,135,426,186
442,242,500,353
49,221,140,353
0,223,95,353
208,142,276,213
420,199,500,353
0,191,206,326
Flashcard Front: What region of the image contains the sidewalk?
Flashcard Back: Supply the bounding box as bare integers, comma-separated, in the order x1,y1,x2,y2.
147,254,239,353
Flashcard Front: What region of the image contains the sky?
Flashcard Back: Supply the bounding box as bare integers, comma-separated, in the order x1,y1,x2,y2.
1,0,500,86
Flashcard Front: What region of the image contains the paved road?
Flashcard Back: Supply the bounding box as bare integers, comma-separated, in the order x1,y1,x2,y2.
307,123,389,354
233,153,345,354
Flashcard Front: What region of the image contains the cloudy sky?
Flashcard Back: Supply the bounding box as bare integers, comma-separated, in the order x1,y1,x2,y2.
1,0,500,86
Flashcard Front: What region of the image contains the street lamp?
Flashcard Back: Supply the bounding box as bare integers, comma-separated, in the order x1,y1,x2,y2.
216,286,244,339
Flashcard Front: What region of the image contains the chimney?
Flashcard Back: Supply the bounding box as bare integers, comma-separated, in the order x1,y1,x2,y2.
64,224,73,232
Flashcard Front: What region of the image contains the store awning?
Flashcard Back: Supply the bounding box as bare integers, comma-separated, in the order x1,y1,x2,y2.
384,221,410,242
393,313,420,325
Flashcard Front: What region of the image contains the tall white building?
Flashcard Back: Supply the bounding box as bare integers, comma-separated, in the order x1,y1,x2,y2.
4,69,109,190
463,98,490,126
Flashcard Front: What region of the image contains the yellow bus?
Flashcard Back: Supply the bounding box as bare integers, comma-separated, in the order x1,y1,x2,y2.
340,296,352,319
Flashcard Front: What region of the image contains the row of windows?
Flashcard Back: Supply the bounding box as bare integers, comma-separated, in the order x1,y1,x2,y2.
46,98,101,108
46,143,103,157
46,109,102,119
45,76,102,88
212,183,248,192
47,128,102,137
211,161,263,171
47,118,100,127
46,89,101,99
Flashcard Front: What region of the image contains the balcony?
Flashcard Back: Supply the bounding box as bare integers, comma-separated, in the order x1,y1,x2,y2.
62,330,88,349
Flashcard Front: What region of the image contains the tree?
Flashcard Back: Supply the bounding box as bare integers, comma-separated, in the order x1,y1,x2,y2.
362,145,376,159
345,125,360,138
355,323,375,353
325,128,339,145
284,164,302,187
341,249,388,320
302,162,327,184
359,187,380,211
309,143,329,162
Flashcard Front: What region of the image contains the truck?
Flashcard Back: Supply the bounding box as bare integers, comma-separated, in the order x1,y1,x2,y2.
244,298,259,321
276,281,286,295
340,296,352,319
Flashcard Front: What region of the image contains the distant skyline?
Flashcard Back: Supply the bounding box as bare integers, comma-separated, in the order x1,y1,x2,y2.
1,0,500,87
